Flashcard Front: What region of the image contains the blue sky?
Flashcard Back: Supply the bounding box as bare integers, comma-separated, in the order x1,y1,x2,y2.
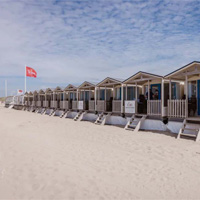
0,0,200,96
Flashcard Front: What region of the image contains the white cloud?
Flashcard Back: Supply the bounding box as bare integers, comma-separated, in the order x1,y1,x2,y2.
0,0,200,96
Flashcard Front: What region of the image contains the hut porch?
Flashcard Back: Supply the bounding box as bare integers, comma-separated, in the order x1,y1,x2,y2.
123,71,164,117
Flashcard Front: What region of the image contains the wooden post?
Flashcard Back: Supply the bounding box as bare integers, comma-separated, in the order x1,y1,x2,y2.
161,78,164,117
147,80,150,115
121,84,124,113
105,87,106,100
105,86,107,111
169,78,172,100
135,83,138,114
95,87,97,111
185,75,188,118
126,84,128,100
98,87,100,111
63,92,65,108
77,90,79,110
113,85,115,100
169,78,171,117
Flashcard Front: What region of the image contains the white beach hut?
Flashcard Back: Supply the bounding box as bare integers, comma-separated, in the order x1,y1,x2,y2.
73,81,98,122
36,89,45,114
44,88,55,115
63,84,78,119
23,92,29,110
52,86,65,117
123,71,165,132
94,77,128,126
164,61,200,141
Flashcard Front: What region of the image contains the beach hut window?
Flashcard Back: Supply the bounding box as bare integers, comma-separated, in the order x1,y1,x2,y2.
85,91,89,101
188,81,196,98
106,89,112,101
70,93,73,100
127,87,135,100
74,93,77,100
80,91,84,100
116,88,121,100
100,89,105,100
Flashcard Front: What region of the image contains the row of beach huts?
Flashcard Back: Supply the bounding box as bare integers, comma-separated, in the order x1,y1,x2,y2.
7,61,200,142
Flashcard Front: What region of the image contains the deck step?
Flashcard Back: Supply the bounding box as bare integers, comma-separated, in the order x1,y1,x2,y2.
74,111,83,121
60,111,66,118
41,109,46,114
180,133,197,138
8,105,14,109
128,124,137,128
126,127,135,131
49,110,55,116
177,119,200,142
183,128,199,132
125,115,146,132
95,112,105,125
74,111,88,121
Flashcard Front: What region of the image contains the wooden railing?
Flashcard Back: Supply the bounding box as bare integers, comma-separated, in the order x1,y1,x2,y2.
89,100,95,111
50,101,58,108
97,100,105,112
147,100,161,116
36,101,42,107
32,101,36,106
112,100,121,113
43,101,49,108
77,101,84,110
72,101,77,110
168,100,186,118
60,101,69,110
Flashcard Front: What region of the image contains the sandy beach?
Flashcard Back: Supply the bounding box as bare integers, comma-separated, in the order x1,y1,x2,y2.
0,106,200,199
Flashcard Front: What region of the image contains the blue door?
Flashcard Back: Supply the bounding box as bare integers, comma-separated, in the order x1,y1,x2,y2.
151,84,161,100
197,80,200,115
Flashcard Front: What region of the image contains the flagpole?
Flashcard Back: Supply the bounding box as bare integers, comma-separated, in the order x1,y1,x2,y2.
25,65,26,92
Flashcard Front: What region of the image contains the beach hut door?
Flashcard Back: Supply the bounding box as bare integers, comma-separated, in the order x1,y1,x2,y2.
150,84,161,100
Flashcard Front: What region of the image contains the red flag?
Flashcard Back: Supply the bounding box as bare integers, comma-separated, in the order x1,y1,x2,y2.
17,89,23,95
26,66,37,78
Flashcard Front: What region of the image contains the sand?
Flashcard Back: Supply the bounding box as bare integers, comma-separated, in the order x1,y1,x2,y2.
0,106,200,199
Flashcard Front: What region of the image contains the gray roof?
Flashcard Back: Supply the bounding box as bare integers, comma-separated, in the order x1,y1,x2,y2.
96,77,124,87
164,61,200,78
